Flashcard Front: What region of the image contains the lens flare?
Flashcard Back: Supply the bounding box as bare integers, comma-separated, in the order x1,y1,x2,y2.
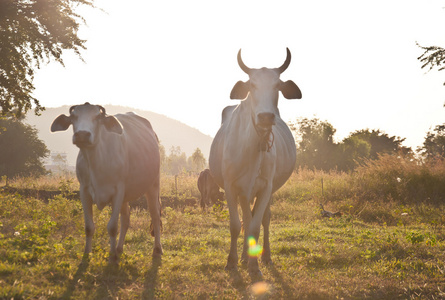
250,281,271,296
247,236,263,258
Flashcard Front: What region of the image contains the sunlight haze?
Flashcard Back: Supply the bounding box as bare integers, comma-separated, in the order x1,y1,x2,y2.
33,0,445,151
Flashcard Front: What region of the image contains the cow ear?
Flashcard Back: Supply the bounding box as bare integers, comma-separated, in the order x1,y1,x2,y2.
51,114,71,132
102,116,123,134
230,81,250,100
280,80,302,99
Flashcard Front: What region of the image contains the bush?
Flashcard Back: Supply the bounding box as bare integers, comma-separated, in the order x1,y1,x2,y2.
322,154,445,205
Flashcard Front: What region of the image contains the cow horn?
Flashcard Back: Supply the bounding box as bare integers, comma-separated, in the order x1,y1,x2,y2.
237,49,252,74
277,48,291,74
69,106,76,114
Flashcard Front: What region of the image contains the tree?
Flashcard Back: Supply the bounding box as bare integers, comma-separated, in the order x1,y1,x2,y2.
346,129,410,159
417,43,445,86
337,135,371,171
165,146,187,175
188,148,207,173
290,117,338,171
418,124,445,161
290,118,412,172
0,117,49,182
0,0,94,117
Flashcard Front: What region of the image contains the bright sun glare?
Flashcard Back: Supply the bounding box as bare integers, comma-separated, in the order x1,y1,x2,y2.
33,0,445,151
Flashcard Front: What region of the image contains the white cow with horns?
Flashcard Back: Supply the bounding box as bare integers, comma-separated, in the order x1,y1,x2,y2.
209,48,301,276
51,103,163,262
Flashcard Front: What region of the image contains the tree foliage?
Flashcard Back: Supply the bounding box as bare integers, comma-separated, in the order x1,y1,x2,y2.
0,117,49,180
347,129,409,159
338,135,371,171
0,0,94,117
290,118,337,171
188,148,206,173
417,43,445,86
418,124,445,161
290,118,412,172
160,146,207,175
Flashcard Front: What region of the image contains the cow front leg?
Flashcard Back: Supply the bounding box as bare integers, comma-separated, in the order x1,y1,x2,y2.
116,202,130,255
239,195,252,265
107,208,120,264
225,187,241,271
261,202,272,265
80,188,95,254
247,189,272,277
108,185,125,264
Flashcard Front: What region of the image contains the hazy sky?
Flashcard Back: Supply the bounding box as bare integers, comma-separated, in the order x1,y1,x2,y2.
33,0,445,150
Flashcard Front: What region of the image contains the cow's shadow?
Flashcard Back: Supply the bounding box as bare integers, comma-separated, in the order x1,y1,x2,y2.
266,263,295,299
225,267,249,298
60,254,90,299
61,254,150,299
142,256,162,299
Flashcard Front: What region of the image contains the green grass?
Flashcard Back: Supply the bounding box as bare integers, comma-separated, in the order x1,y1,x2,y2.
1,157,445,299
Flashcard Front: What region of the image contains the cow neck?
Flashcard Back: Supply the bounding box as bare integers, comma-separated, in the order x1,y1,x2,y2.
246,101,274,152
251,114,274,152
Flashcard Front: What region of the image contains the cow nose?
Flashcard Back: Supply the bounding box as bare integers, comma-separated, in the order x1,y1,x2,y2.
257,113,275,127
73,131,92,146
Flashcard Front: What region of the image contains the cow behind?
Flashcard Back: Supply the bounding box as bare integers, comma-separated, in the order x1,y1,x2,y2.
197,169,224,210
209,48,300,276
51,103,163,262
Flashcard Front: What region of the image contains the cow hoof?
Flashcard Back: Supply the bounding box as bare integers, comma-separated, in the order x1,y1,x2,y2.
225,263,238,271
262,257,273,266
152,247,163,258
108,254,119,265
249,269,263,280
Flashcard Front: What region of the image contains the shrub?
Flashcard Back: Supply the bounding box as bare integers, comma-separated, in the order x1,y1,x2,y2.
322,154,445,205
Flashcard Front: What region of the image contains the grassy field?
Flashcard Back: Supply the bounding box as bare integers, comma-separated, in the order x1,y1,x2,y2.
1,155,445,299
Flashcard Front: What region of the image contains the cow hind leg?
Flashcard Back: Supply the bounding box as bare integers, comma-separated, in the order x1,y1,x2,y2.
200,195,206,211
146,190,163,257
116,202,130,255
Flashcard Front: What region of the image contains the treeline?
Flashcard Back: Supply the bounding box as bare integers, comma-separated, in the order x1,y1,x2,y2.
159,145,206,175
290,117,445,172
2,116,445,179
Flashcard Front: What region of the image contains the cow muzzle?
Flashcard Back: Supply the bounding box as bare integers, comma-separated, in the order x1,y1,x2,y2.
73,131,92,147
257,112,276,130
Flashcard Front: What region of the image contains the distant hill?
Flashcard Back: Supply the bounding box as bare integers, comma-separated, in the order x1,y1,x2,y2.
25,105,213,166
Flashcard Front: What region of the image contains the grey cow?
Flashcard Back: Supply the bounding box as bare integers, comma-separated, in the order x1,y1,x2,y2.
51,103,163,262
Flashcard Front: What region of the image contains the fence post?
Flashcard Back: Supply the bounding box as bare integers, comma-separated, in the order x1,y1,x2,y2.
321,178,324,197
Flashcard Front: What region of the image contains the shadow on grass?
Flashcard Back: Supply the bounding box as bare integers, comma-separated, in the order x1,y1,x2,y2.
142,256,162,299
60,254,90,299
90,259,139,299
228,267,249,298
267,263,297,299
